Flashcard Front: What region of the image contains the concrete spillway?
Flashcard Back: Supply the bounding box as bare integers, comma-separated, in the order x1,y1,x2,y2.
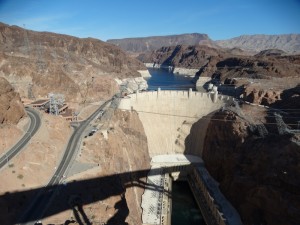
119,89,233,157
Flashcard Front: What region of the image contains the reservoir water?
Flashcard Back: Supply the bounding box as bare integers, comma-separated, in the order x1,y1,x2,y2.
146,68,195,91
172,181,206,225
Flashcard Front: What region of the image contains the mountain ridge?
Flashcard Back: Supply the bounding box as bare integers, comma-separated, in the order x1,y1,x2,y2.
216,34,300,54
108,33,300,54
0,22,146,103
107,33,216,54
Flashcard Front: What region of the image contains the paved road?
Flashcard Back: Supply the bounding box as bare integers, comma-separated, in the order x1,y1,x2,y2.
0,108,41,169
19,99,112,225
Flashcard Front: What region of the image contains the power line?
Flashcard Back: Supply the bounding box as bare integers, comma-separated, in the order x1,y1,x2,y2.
117,108,300,126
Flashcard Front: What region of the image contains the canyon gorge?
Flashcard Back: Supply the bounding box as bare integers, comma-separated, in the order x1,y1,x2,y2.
0,23,299,225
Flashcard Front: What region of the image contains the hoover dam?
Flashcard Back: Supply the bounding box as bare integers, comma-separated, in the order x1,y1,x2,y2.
119,89,243,225
119,88,233,156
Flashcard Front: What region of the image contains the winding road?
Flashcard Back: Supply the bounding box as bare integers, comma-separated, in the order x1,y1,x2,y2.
19,99,112,225
0,107,41,169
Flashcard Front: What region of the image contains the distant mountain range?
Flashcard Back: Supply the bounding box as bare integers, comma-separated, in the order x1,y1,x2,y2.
216,34,300,54
107,33,216,54
107,33,300,54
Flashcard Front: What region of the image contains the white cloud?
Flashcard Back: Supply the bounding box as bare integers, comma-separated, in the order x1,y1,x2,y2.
12,13,74,29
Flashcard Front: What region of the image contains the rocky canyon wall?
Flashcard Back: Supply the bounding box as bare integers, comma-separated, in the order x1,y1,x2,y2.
0,77,25,124
43,109,151,224
0,22,146,103
186,104,300,225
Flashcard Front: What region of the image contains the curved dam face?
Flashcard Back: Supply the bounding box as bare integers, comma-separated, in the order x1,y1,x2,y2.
119,90,233,157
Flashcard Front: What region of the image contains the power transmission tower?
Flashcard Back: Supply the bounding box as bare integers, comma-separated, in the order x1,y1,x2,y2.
28,83,35,99
23,24,30,55
48,93,65,115
36,42,46,73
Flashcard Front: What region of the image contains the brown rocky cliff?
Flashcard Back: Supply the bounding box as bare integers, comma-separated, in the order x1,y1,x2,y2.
242,84,300,122
95,109,151,224
0,23,146,102
0,77,25,124
45,109,151,224
84,109,151,224
188,108,300,225
138,43,300,85
214,54,300,81
138,44,226,70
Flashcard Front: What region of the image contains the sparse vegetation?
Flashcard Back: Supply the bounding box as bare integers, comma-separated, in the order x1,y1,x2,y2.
17,174,24,179
8,163,14,168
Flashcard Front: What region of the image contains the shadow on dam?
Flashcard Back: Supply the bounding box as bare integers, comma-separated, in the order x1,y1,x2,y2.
0,166,190,224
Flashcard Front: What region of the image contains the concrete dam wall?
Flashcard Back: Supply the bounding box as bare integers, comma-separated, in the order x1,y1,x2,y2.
119,90,233,157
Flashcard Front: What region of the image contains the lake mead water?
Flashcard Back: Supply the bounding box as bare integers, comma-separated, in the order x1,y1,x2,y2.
146,68,195,90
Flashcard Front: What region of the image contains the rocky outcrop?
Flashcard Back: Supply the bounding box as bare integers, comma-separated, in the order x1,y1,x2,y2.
255,49,286,57
138,45,224,68
0,77,25,124
0,22,146,103
241,83,300,116
186,101,300,225
138,45,227,76
107,33,215,54
243,87,282,105
213,54,300,81
85,109,151,224
216,34,300,54
139,43,300,92
116,77,148,93
40,109,151,224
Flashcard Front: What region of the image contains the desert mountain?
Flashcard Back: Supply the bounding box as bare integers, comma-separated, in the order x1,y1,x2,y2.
108,33,300,55
139,44,300,81
216,34,300,54
107,33,215,54
0,22,146,103
138,44,229,77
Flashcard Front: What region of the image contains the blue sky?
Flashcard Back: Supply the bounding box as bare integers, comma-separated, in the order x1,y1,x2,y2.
0,0,299,41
